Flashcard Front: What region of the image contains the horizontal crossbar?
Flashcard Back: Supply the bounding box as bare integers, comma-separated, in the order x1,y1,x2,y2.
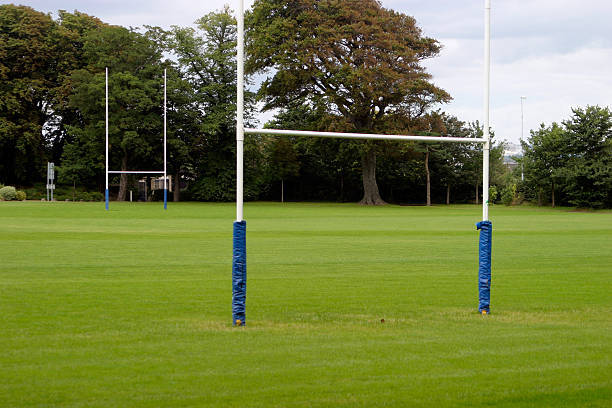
245,128,486,144
108,171,165,174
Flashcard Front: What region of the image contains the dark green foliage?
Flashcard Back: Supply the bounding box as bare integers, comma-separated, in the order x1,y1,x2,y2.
248,0,450,204
0,5,104,186
561,106,612,208
0,6,56,185
522,106,612,208
2,3,609,207
163,6,260,201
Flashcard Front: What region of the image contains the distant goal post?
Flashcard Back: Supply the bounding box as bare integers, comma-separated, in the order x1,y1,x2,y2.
105,68,169,210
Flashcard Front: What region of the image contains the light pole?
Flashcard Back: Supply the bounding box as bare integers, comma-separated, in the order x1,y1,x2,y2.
520,96,526,181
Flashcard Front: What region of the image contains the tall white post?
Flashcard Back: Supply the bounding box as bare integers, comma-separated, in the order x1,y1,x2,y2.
236,0,245,221
105,67,109,210
520,96,526,181
164,68,168,210
482,0,491,221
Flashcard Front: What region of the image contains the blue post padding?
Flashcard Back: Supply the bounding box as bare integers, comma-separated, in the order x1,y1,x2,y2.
105,189,109,210
232,221,247,325
476,221,492,313
163,189,167,210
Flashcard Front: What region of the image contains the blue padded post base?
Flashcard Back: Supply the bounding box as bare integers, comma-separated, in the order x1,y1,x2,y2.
232,221,247,326
476,221,492,313
105,189,109,210
163,188,167,210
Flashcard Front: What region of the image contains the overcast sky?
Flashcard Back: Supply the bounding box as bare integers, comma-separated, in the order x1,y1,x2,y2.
10,0,612,147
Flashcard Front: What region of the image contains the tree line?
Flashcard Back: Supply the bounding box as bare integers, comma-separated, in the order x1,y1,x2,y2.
519,106,612,208
1,2,609,207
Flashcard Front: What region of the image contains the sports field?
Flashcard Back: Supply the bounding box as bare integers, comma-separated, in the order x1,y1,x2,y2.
1,201,610,407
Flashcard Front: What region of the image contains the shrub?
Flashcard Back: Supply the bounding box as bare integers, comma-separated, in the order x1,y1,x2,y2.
488,186,499,203
89,192,104,202
0,186,17,201
16,190,26,201
501,184,516,206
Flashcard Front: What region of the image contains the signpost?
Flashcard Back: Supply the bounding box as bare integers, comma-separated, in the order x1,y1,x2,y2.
46,162,55,201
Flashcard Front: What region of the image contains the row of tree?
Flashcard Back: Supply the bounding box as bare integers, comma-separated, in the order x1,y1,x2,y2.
519,106,612,208
1,2,507,205
2,2,608,207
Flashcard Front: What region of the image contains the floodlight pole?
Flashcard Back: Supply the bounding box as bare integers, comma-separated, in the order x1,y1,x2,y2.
520,96,526,181
164,68,167,210
105,67,109,211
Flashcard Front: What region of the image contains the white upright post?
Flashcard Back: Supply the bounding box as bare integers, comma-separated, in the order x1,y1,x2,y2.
520,96,526,181
163,68,167,210
482,0,491,221
105,67,109,211
232,0,247,327
236,0,245,222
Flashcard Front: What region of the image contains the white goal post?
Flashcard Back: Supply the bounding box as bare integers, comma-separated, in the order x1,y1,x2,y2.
105,68,169,210
232,0,493,325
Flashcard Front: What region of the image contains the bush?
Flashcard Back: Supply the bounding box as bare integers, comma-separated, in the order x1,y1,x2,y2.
15,190,26,201
501,184,516,206
489,186,499,203
0,186,17,201
89,192,104,202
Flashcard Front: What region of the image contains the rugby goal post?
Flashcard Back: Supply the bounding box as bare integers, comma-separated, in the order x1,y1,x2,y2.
105,68,169,210
232,0,493,325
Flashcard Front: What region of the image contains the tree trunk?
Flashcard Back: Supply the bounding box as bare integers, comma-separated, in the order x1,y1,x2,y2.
446,183,450,205
537,188,542,206
173,170,180,202
551,181,555,207
425,149,431,206
359,148,386,205
281,179,284,202
475,182,479,205
117,154,128,201
340,171,344,202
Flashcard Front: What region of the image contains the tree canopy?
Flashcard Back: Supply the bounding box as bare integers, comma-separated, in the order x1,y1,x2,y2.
1,3,609,208
247,0,450,204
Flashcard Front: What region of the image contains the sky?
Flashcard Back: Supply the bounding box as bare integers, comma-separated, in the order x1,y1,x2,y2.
8,0,612,149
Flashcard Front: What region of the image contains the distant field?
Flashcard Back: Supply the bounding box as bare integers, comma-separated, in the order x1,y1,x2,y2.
1,201,610,407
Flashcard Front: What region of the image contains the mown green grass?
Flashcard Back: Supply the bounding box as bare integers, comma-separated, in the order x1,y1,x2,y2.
0,201,610,407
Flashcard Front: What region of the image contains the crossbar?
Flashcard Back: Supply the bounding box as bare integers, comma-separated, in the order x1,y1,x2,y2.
245,128,486,143
108,171,165,174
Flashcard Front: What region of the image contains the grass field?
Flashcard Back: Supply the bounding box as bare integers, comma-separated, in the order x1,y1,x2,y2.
1,201,611,407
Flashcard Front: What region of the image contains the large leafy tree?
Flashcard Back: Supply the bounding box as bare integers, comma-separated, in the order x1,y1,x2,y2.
63,26,165,199
0,5,56,184
48,10,105,165
165,6,259,201
561,106,612,208
0,6,104,185
247,0,450,204
522,123,566,206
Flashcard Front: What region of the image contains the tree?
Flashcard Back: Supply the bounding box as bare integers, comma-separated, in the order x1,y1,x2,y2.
63,25,165,199
522,123,566,206
268,138,300,201
561,106,612,208
247,0,450,204
0,6,104,186
165,6,258,201
0,5,57,185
